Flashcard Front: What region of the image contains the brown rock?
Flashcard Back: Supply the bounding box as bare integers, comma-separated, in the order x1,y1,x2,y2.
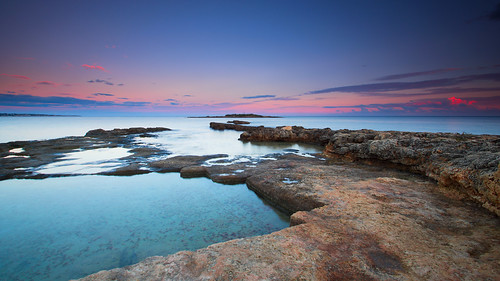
79,159,500,281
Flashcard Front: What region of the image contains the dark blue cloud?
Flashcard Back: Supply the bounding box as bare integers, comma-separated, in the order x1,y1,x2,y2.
87,79,114,86
375,68,461,81
122,101,151,106
322,96,500,116
0,94,149,107
92,93,114,97
306,73,500,95
242,95,276,99
164,98,177,102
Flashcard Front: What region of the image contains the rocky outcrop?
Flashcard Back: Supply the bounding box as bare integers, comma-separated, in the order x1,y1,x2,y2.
227,120,250,124
190,113,280,118
0,127,171,180
149,154,228,173
85,127,170,137
211,122,500,216
79,156,500,280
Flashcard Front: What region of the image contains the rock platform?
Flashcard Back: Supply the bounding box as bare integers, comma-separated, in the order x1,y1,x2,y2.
79,155,499,280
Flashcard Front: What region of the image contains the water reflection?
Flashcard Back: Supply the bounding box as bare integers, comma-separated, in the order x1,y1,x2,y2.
37,147,131,174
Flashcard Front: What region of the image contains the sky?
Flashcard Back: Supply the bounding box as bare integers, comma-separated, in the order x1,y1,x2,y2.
1,0,500,116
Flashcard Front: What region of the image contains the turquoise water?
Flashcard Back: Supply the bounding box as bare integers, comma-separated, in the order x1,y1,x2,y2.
0,173,289,281
0,116,499,143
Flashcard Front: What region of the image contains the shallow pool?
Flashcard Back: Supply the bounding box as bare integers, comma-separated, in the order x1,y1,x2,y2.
0,173,289,281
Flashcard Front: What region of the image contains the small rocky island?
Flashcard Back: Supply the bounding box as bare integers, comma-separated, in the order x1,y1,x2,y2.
1,124,499,280
189,113,281,118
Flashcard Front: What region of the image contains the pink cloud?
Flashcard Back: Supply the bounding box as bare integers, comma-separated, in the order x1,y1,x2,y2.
1,73,31,80
36,81,57,86
448,96,477,105
81,64,108,72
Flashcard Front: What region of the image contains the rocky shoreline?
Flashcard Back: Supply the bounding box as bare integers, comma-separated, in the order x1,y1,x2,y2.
211,122,500,216
1,124,499,280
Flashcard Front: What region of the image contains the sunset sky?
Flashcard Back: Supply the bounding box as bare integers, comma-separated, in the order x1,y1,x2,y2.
1,0,500,116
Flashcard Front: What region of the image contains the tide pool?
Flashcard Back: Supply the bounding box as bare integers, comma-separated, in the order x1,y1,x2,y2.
0,173,289,281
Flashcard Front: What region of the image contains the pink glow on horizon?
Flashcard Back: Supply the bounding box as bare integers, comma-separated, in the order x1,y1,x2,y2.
448,96,477,105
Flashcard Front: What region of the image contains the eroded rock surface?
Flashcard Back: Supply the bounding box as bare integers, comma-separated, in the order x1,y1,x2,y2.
79,157,500,280
211,122,500,215
0,127,171,180
85,127,170,137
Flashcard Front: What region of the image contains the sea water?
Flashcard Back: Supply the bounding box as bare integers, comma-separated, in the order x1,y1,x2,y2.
0,174,289,281
0,116,499,143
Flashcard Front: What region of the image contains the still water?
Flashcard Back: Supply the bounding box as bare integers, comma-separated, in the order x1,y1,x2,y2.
0,116,499,143
0,174,289,281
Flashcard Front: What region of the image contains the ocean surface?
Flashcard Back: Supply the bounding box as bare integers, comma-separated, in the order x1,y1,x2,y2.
1,116,499,144
1,116,499,280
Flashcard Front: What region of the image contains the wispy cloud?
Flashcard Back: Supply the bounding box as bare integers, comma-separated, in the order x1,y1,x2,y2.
306,73,500,95
322,96,500,115
87,79,113,86
269,96,300,101
375,68,461,81
1,73,31,80
82,64,108,72
92,93,114,97
36,81,57,86
0,94,149,108
122,101,151,106
242,94,276,99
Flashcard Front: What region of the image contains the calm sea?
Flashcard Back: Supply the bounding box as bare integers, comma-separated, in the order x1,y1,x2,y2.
1,116,499,144
1,115,499,281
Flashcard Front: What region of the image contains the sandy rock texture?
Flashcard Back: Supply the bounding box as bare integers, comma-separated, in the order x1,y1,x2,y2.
79,156,500,281
211,122,500,216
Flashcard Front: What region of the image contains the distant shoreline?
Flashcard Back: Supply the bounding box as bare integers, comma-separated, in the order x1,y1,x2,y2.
188,113,281,118
0,113,80,117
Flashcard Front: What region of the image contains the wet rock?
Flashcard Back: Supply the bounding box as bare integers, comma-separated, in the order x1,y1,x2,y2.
180,166,208,178
79,158,500,281
149,154,228,172
227,120,250,125
85,127,170,138
213,122,500,216
103,163,150,176
0,128,171,180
